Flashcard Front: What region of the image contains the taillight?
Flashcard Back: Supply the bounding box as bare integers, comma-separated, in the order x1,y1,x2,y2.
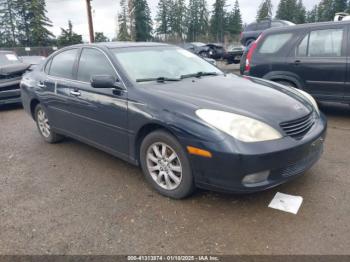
245,34,263,73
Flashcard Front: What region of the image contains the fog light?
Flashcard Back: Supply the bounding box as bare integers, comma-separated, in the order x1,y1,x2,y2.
242,171,270,185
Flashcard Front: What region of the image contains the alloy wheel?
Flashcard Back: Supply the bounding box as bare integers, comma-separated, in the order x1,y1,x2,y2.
37,109,51,138
146,142,183,190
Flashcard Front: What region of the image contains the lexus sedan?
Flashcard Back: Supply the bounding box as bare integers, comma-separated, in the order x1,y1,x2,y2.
20,42,327,199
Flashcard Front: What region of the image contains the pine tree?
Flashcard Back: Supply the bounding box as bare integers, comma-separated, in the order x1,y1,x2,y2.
210,0,226,42
0,0,17,47
117,0,131,41
155,0,170,38
132,0,152,41
295,0,306,24
15,0,31,46
187,0,209,42
95,32,109,42
256,0,272,21
317,0,335,21
26,0,53,46
227,0,242,37
306,5,318,23
276,0,306,24
171,0,187,41
333,0,347,13
57,20,83,46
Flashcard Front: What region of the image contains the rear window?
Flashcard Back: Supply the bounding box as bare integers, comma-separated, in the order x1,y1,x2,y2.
297,28,344,57
258,33,293,54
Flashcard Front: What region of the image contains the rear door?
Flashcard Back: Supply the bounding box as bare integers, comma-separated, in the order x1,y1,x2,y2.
290,25,347,101
42,48,79,132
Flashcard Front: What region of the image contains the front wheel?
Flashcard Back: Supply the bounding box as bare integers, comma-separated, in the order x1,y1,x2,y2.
140,130,195,199
35,104,63,143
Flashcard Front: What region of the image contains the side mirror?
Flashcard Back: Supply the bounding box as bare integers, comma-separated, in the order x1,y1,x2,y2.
91,75,125,90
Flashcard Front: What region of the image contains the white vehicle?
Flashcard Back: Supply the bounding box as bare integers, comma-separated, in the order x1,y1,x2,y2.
334,12,350,21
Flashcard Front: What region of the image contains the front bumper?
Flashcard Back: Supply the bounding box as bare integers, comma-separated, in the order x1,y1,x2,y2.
0,79,21,105
182,113,327,193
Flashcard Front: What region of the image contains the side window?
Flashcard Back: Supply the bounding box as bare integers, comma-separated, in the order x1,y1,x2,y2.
77,48,116,83
296,34,309,57
49,49,78,79
308,29,344,57
258,33,293,54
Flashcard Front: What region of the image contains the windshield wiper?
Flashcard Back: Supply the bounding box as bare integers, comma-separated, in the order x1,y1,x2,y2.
181,71,219,79
136,77,181,83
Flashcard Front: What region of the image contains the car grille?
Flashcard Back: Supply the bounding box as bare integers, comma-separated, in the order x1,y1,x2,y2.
280,112,315,140
0,83,20,92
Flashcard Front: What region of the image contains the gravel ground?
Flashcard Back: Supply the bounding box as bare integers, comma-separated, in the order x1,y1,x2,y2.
0,69,349,254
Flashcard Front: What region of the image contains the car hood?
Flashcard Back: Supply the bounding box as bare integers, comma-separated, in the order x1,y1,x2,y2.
0,63,30,77
148,74,314,125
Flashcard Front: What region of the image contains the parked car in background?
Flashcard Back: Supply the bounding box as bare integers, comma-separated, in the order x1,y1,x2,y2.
182,42,226,59
240,19,295,46
20,56,45,70
21,42,326,199
179,43,217,65
224,44,244,64
0,51,30,105
181,42,211,57
243,20,350,103
205,43,226,59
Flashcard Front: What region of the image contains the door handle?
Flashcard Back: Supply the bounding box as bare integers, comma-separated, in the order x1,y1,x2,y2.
70,90,81,97
37,81,46,88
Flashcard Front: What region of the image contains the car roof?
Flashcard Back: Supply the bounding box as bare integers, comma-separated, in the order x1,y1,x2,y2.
264,20,350,34
70,41,170,49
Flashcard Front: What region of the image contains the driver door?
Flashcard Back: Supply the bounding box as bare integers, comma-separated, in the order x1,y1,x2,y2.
67,47,129,158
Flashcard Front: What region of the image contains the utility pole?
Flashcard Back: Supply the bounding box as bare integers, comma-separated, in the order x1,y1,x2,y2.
85,0,95,43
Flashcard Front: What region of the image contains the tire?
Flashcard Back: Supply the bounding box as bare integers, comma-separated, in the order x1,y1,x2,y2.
199,51,209,58
274,80,296,88
140,130,195,199
35,104,63,143
240,52,247,75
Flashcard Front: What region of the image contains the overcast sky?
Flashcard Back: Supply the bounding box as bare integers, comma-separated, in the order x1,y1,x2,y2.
46,0,319,41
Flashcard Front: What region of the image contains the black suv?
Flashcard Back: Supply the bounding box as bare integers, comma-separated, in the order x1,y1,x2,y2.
240,19,294,46
243,21,350,103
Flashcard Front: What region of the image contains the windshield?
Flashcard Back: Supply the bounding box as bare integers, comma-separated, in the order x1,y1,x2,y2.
112,46,222,82
0,52,21,66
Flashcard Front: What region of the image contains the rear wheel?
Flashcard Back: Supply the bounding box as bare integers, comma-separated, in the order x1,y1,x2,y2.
140,130,195,199
35,104,63,143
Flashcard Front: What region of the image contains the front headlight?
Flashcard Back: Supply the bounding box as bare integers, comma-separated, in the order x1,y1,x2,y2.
295,89,320,115
196,109,282,143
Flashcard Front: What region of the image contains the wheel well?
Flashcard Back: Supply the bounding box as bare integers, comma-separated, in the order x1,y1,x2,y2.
30,99,40,119
272,78,298,88
134,123,174,163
